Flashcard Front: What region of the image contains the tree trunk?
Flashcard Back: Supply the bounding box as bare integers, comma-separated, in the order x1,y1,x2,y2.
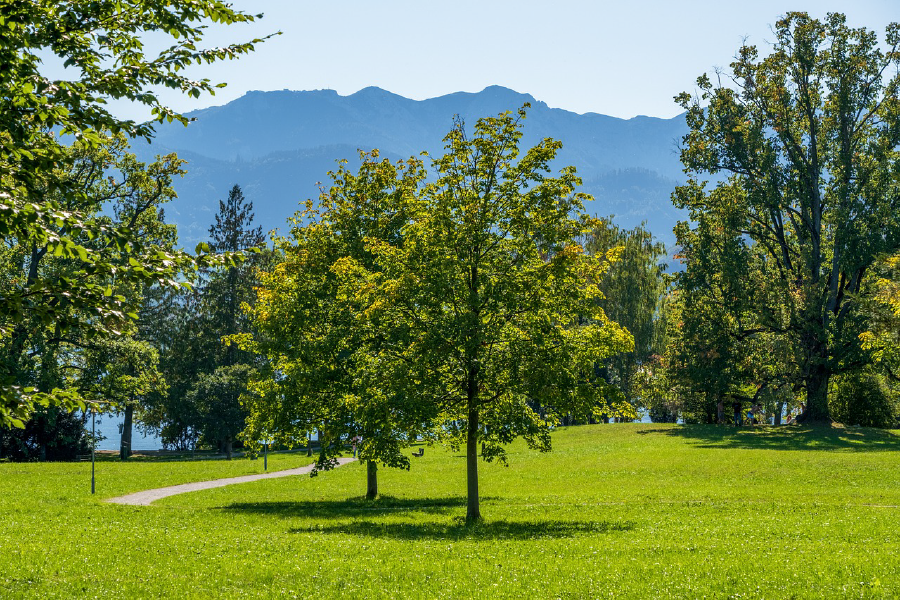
224,437,233,460
366,460,378,500
801,366,832,423
774,401,784,426
466,405,481,523
120,405,133,460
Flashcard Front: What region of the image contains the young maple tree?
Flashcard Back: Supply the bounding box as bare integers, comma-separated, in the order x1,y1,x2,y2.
358,108,633,522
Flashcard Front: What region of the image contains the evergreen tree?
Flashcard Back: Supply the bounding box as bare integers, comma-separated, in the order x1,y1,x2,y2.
206,185,265,367
147,184,265,454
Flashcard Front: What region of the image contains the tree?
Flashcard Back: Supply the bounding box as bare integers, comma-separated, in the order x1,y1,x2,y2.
236,152,430,499
674,13,900,422
142,185,267,454
81,336,166,459
139,287,205,451
188,364,253,460
585,221,667,417
861,252,900,384
0,133,186,457
0,0,273,426
359,109,633,522
666,206,782,424
205,185,266,367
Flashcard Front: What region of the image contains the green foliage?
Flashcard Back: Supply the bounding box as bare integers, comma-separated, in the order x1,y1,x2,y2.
829,370,898,428
673,12,900,421
0,134,193,435
143,185,265,452
238,151,430,479
241,109,633,516
187,364,253,457
584,220,667,413
860,252,900,385
0,405,89,461
81,337,166,410
0,0,271,426
352,108,633,520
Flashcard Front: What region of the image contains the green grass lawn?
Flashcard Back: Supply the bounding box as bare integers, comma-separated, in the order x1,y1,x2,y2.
2,424,900,599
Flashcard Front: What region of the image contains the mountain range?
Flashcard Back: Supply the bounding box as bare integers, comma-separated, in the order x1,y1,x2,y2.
133,85,690,249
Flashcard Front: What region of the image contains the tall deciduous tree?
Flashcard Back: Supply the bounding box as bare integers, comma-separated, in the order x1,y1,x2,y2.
361,109,633,522
674,12,900,422
81,336,166,459
0,0,272,426
0,133,185,457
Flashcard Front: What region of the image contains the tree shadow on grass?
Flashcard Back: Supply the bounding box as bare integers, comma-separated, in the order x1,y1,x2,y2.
218,495,486,520
288,518,634,541
219,496,635,540
636,424,900,452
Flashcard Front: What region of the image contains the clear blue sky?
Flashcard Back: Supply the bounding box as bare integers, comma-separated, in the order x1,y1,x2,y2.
115,0,897,121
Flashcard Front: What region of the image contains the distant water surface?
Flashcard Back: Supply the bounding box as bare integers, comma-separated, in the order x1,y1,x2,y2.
91,413,163,451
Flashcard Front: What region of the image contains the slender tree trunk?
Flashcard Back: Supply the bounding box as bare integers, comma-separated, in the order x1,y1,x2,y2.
120,405,133,460
775,401,784,426
366,460,378,500
466,404,481,523
224,437,233,460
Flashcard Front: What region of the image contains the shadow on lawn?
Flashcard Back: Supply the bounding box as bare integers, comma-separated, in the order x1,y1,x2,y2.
288,518,634,540
218,496,481,520
220,496,635,540
636,424,900,452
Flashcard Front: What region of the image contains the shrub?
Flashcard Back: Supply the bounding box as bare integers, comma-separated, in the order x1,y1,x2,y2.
829,370,898,428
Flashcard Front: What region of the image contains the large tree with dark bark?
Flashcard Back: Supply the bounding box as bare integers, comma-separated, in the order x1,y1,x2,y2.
674,12,900,422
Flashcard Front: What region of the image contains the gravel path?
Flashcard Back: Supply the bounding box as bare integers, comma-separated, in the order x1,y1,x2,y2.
106,457,357,506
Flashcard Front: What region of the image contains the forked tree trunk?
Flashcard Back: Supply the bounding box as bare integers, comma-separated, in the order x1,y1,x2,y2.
120,405,133,460
466,404,481,523
366,460,378,500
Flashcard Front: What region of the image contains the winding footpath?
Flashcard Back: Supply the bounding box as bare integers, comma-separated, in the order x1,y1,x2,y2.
106,457,357,506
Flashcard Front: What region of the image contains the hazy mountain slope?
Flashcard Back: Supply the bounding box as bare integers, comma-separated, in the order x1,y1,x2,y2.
136,86,689,248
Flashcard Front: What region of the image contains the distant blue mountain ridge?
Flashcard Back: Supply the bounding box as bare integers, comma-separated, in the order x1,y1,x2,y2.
133,85,690,249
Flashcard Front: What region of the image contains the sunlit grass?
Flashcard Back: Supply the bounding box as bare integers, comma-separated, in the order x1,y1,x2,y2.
2,424,899,598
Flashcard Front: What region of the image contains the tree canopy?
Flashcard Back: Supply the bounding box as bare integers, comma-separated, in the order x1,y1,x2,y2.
235,151,430,499
673,12,900,422
0,0,273,426
238,109,634,517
